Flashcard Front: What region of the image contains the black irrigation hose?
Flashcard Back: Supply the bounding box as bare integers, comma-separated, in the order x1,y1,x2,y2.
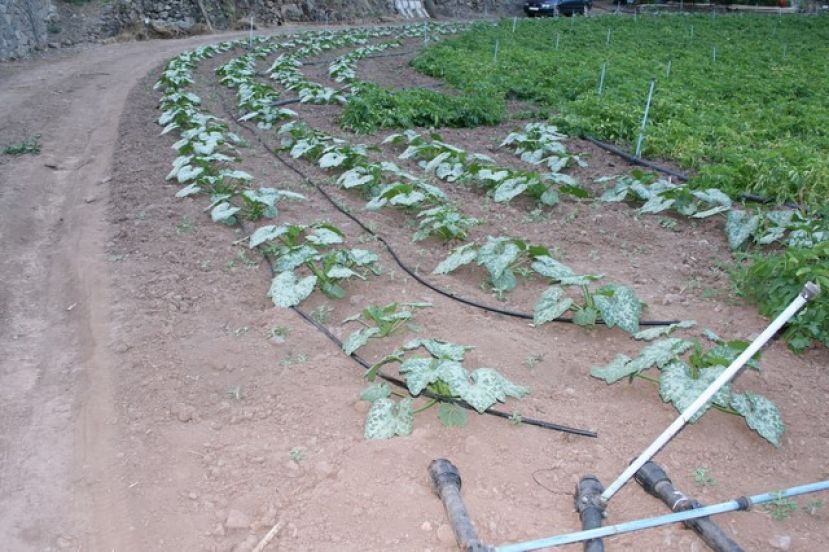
584,136,810,209
584,135,690,182
289,300,598,437
263,140,680,327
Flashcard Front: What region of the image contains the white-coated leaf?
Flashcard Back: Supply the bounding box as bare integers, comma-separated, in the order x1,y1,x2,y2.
327,265,362,280
659,362,729,422
433,243,478,275
590,354,635,384
692,188,732,208
492,178,528,203
268,270,317,307
633,320,696,341
319,151,347,169
533,287,574,326
176,164,204,184
638,195,674,214
478,237,521,281
348,249,378,266
594,284,642,335
338,168,374,189
306,228,344,246
725,210,761,250
730,392,784,447
404,339,470,361
343,327,381,356
273,245,317,272
175,183,202,198
359,382,391,402
455,368,529,413
364,397,413,440
210,202,240,224
249,225,288,248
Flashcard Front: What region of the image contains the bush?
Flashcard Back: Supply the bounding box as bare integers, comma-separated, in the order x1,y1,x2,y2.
340,83,504,134
732,241,829,351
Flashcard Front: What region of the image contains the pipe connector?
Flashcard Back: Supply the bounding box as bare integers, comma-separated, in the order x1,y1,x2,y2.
801,282,821,301
429,458,462,495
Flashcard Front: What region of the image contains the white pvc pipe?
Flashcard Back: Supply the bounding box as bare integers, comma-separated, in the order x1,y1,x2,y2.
600,282,820,503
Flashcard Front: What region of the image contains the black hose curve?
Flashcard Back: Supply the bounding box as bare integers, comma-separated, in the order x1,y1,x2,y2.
262,138,681,327
219,97,598,437
584,136,690,181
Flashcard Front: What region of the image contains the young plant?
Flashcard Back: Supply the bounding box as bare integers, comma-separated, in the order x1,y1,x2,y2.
341,302,432,355
360,339,529,439
3,135,41,155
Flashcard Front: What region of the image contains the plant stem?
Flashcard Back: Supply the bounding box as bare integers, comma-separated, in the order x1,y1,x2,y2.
413,398,439,414
635,373,660,384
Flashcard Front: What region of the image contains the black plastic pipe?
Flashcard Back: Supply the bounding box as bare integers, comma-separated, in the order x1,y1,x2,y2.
575,475,606,552
584,136,690,181
429,459,495,552
634,461,744,552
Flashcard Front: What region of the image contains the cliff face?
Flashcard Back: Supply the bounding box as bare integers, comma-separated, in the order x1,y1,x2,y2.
0,0,55,60
1,0,521,61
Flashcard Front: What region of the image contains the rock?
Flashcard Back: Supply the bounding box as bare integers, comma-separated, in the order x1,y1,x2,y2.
420,521,432,532
769,535,791,551
436,524,455,545
225,509,251,531
171,403,195,422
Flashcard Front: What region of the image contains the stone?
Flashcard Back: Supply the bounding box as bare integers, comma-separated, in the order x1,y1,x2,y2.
436,524,455,545
224,509,251,531
769,535,792,551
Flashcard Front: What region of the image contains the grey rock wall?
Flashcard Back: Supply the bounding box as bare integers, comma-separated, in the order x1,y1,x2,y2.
0,0,56,60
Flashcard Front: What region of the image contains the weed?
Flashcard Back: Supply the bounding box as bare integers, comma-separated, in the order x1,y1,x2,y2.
803,499,823,518
269,325,291,344
762,492,798,521
176,216,193,235
509,411,523,425
289,447,305,462
522,353,544,370
692,465,717,488
659,218,679,232
233,326,249,337
3,136,41,156
310,304,333,325
226,385,243,401
279,352,309,367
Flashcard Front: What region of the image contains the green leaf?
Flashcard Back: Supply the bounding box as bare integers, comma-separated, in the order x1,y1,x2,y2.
533,287,574,326
531,256,601,285
211,202,240,224
268,270,317,307
404,339,470,361
307,227,344,246
399,358,467,395
594,284,642,335
626,338,695,375
573,306,598,327
364,397,413,440
478,237,521,281
438,402,468,427
327,265,361,280
343,327,381,356
633,320,696,341
492,177,529,203
175,182,202,198
659,362,730,422
590,353,634,384
349,249,379,266
249,224,288,248
319,151,346,168
433,242,478,274
455,368,529,413
273,245,318,272
730,392,784,447
726,210,761,250
360,382,391,402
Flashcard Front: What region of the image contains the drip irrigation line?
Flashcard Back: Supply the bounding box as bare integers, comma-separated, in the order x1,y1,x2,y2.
584,136,690,181
217,98,597,437
258,133,680,328
289,300,597,437
301,49,419,67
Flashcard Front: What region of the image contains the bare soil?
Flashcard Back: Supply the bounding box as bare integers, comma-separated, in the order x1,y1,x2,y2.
1,25,827,552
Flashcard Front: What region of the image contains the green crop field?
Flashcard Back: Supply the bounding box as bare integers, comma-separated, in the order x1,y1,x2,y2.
413,14,829,208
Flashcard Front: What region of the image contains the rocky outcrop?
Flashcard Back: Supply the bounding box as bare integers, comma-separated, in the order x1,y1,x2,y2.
0,0,56,60
1,0,523,61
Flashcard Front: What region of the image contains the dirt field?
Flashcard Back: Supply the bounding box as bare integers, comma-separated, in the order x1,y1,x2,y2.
1,22,827,552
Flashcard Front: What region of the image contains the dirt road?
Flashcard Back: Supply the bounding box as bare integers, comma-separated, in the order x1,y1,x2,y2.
2,23,827,552
0,32,254,551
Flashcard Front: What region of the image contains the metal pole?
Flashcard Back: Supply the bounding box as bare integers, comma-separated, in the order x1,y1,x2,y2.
606,27,612,48
597,61,607,97
513,16,517,33
600,282,820,503
634,79,655,159
712,45,717,63
493,39,499,64
496,479,829,551
555,32,560,50
249,13,254,49
666,59,672,78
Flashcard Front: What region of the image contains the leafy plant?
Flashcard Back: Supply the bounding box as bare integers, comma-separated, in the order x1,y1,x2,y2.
3,135,41,155
360,339,529,439
592,337,784,446
692,466,717,488
762,492,799,521
341,302,431,355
